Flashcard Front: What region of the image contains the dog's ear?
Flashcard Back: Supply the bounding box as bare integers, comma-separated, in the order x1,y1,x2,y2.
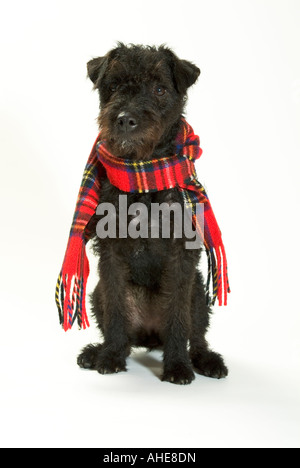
162,48,200,94
87,56,108,86
173,59,201,93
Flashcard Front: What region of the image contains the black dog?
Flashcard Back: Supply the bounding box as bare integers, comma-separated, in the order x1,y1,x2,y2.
77,43,228,384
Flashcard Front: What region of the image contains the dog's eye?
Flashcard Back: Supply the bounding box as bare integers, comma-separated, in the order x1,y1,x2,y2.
109,84,118,93
154,86,166,96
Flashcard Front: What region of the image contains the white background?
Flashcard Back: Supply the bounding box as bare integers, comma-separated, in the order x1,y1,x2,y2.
0,0,299,448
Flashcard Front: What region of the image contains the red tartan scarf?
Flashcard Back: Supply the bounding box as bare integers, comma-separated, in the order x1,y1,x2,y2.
55,119,230,331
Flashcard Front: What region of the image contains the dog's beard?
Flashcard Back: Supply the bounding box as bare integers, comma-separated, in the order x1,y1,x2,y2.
107,138,158,160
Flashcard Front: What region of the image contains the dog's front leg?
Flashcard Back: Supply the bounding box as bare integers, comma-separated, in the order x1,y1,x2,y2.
96,249,131,374
161,248,196,385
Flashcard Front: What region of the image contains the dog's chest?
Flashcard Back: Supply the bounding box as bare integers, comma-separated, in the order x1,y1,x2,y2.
98,179,184,288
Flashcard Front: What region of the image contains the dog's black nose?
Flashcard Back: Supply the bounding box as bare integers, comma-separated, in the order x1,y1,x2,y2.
117,112,138,132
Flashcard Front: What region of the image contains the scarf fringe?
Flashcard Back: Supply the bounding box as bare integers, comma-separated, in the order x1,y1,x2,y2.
206,244,230,307
55,236,90,331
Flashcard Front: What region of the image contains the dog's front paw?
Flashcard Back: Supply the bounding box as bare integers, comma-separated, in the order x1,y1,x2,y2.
77,344,127,375
77,343,102,370
191,350,228,379
96,350,127,375
162,362,195,385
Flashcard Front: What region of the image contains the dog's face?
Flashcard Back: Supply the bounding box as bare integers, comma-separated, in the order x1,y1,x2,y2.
87,44,200,160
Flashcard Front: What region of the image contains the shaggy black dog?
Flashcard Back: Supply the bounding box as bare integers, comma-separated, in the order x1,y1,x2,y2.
77,43,228,384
